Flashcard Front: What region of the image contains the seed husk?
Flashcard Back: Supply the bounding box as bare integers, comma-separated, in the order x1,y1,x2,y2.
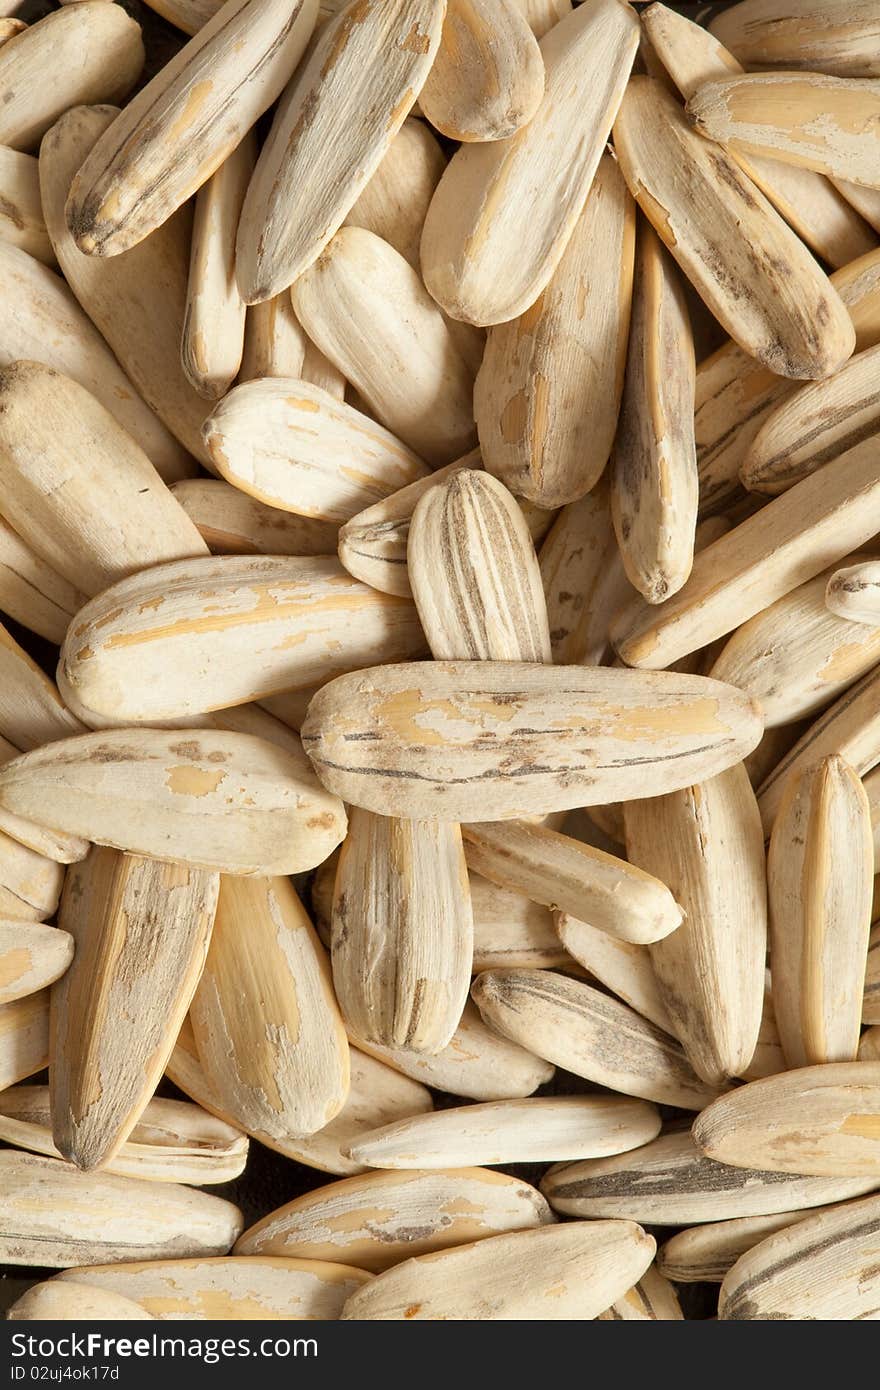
767,756,872,1067
182,134,254,400
0,731,88,864
40,104,212,474
0,836,64,924
344,117,445,268
0,990,49,1088
59,555,425,723
239,292,308,382
51,847,219,1171
169,478,338,558
695,247,880,518
408,470,551,662
0,362,208,596
541,1129,880,1225
0,621,83,752
554,912,676,1035
0,3,143,152
597,1265,683,1321
538,478,633,666
710,559,880,729
694,1061,880,1177
338,453,480,599
0,728,346,876
138,0,221,36
741,346,880,498
689,73,880,191
340,1221,654,1321
301,661,763,822
168,1013,432,1178
0,1150,242,1267
419,0,544,144
202,376,429,525
66,0,318,259
331,810,473,1054
235,0,443,304
757,662,880,833
642,2,876,270
347,1095,661,1171
615,78,855,382
463,819,683,946
0,147,53,266
472,968,721,1110
624,763,767,1086
348,998,554,1101
470,873,568,972
826,559,880,625
709,0,880,78
191,875,350,1142
291,228,476,465
658,1208,824,1285
613,437,880,671
473,153,634,508
0,518,86,646
0,243,184,478
420,0,639,327
55,1256,370,1320
611,218,697,605
0,1088,248,1186
8,1281,155,1321
719,1191,880,1320
234,1166,554,1272
0,921,73,1004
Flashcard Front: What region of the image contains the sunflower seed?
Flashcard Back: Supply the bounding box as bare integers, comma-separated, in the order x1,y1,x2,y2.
7,1281,154,1321
826,559,880,625
182,135,254,400
472,968,720,1110
0,243,184,477
643,2,876,270
347,1095,661,1170
234,1166,553,1271
624,763,766,1086
0,990,49,1088
344,117,445,268
236,0,443,303
541,1129,879,1225
169,478,338,558
0,3,143,151
658,1208,823,1284
291,228,476,465
191,875,349,1142
611,218,697,604
0,1150,242,1267
709,0,880,78
463,819,682,945
689,73,880,190
613,437,880,671
67,0,318,258
340,1221,654,1321
719,1191,880,1320
0,728,346,875
694,1061,880,1177
614,77,855,382
419,0,543,143
0,921,72,1004
0,1089,248,1186
59,555,425,723
202,377,428,525
55,1256,370,1320
331,810,472,1054
474,153,635,508
0,147,53,266
597,1265,683,1321
420,0,639,326
301,661,763,821
51,848,218,1171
